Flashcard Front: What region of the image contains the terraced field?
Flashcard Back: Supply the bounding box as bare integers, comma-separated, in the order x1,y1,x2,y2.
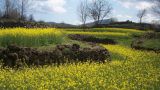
0,28,64,47
0,28,159,89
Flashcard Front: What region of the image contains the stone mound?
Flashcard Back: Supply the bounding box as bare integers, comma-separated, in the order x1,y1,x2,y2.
140,32,160,39
131,39,160,53
68,34,117,44
0,44,111,68
131,32,160,53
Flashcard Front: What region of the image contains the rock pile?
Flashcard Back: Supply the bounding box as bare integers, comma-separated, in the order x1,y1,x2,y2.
131,32,160,53
131,40,160,53
0,44,111,67
68,34,117,44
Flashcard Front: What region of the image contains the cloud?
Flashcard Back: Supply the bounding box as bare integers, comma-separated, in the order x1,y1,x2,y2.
116,14,132,19
34,0,66,14
115,0,155,10
135,1,154,10
144,14,159,23
112,12,133,21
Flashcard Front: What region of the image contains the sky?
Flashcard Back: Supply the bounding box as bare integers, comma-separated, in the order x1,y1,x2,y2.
31,0,157,25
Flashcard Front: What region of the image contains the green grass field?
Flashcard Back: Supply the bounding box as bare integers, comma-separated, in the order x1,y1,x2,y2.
0,28,159,89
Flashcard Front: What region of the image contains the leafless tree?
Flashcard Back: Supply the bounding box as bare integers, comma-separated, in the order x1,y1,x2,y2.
10,8,21,20
4,0,11,18
17,0,32,20
0,0,20,19
152,0,160,17
0,9,2,18
78,0,88,30
29,14,34,22
0,0,33,21
0,0,3,18
150,0,160,32
137,9,147,24
88,0,112,27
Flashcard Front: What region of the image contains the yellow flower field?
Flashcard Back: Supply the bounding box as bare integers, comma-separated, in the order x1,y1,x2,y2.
0,28,64,47
0,28,159,89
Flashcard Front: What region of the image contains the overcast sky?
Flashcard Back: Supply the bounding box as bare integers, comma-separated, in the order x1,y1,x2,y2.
31,0,157,25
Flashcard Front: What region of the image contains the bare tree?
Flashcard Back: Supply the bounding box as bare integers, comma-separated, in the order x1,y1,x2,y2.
4,0,11,18
152,0,160,17
137,9,147,24
9,8,21,20
78,0,88,30
0,0,33,21
88,0,112,27
29,14,34,22
0,0,20,19
18,0,32,21
0,8,2,18
151,0,160,32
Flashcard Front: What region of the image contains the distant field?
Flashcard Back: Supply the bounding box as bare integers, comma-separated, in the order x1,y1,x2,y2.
0,28,159,89
66,28,143,32
66,28,144,37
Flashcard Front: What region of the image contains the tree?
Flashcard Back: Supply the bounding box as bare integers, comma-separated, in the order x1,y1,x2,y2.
0,9,2,18
29,14,34,22
78,0,88,30
88,0,112,27
4,0,11,18
0,0,3,18
0,0,33,21
150,0,160,31
152,0,160,17
0,0,20,20
137,9,147,24
18,0,32,21
151,20,160,32
9,8,21,20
